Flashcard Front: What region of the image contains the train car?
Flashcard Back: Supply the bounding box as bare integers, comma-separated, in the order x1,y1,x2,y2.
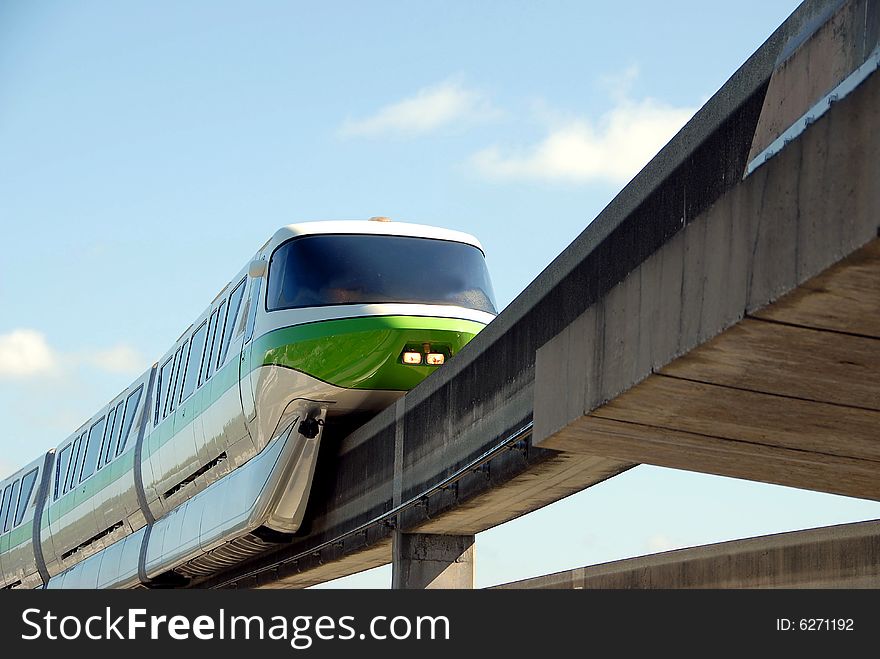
0,453,52,588
0,219,496,588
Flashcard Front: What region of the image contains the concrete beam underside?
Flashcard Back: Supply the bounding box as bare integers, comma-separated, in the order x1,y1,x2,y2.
492,520,880,589
257,452,631,589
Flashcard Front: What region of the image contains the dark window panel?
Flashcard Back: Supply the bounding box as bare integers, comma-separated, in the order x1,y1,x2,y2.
217,280,246,369
180,322,208,403
166,343,187,417
101,401,124,468
14,469,38,527
199,309,220,386
54,445,71,500
156,357,173,424
116,385,144,456
79,416,106,483
64,435,84,495
207,301,226,380
267,235,496,314
3,479,20,532
0,485,11,532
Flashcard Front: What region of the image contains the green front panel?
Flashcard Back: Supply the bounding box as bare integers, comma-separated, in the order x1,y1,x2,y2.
253,315,486,391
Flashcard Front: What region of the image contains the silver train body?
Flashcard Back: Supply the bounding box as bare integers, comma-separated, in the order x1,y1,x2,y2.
0,220,495,588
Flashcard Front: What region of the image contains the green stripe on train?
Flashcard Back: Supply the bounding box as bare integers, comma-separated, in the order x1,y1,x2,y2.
47,451,135,520
47,353,244,518
2,518,33,551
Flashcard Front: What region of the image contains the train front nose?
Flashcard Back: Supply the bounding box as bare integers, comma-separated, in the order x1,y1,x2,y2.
256,315,487,392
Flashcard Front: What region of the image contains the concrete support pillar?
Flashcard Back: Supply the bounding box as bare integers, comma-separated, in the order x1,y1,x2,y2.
392,532,475,589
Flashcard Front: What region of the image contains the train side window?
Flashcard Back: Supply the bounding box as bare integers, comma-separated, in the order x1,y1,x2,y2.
237,286,252,337
179,322,207,403
159,354,177,419
3,479,20,532
100,401,124,468
14,469,38,527
98,405,117,470
78,416,106,483
243,277,261,342
116,385,144,456
0,484,11,532
156,357,173,424
206,301,226,380
54,445,71,500
217,279,246,369
64,434,84,495
166,342,187,417
199,308,220,386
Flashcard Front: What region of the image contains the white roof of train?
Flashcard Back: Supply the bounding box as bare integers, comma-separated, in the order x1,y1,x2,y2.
265,219,485,254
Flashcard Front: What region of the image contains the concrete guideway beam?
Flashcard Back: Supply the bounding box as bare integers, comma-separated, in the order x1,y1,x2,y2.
536,243,880,500
492,519,880,589
392,532,475,589
534,0,880,501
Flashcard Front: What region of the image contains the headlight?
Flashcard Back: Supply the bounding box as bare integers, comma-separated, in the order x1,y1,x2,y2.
402,351,423,365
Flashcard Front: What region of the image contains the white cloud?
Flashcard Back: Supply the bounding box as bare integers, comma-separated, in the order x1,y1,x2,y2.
83,344,147,375
470,97,696,185
0,329,56,377
339,79,498,138
0,329,145,379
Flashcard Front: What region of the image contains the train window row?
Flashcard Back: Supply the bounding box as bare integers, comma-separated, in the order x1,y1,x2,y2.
154,278,246,425
52,385,144,501
0,468,38,534
46,275,248,503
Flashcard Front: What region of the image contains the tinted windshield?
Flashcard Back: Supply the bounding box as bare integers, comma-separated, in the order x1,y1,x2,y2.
267,234,496,314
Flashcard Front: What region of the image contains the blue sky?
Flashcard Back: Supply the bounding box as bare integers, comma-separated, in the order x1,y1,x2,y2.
2,1,878,588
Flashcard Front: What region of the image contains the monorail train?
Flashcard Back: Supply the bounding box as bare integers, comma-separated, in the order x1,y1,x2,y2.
0,219,496,588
